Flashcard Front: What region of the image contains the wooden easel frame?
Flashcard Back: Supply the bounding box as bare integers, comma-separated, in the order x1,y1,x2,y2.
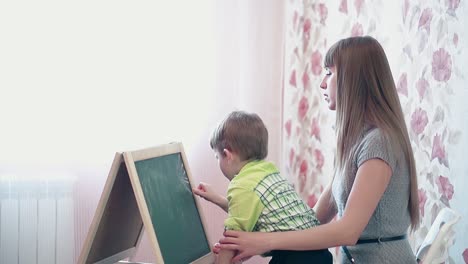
78,143,214,264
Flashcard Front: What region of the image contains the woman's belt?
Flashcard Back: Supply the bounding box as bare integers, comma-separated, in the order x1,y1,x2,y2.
343,234,407,263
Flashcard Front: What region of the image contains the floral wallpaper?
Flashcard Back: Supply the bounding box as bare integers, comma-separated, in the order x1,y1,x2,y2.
282,0,467,263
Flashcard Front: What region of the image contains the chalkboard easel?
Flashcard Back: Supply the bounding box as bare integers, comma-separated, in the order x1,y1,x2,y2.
78,143,215,264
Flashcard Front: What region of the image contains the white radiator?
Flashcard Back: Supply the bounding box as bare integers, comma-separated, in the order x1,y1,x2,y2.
0,174,74,264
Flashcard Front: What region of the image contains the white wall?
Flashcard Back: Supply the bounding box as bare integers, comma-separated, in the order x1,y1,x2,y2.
0,1,286,263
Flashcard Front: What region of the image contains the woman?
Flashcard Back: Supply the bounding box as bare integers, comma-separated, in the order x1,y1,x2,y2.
218,36,419,263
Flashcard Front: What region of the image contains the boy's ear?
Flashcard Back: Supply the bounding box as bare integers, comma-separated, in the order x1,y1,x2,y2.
223,148,234,160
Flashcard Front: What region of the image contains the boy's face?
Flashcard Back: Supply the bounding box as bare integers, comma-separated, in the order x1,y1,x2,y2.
214,149,236,181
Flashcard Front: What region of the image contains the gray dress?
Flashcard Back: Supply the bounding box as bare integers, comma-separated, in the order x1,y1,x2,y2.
332,127,417,263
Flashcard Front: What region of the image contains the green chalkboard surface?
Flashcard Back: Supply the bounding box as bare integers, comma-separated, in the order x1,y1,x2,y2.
124,143,214,264
135,153,211,263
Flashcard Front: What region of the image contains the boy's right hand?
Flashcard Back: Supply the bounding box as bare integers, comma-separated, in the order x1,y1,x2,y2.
192,182,218,203
192,182,228,212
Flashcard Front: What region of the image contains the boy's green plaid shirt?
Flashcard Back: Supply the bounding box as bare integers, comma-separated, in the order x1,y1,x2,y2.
224,160,320,233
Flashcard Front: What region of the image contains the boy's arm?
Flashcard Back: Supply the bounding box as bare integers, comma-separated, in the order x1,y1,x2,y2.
193,182,228,212
215,249,236,264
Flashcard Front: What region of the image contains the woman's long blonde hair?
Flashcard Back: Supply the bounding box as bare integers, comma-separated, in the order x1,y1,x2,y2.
325,36,419,230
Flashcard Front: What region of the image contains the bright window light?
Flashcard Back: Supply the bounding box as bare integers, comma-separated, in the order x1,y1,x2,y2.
0,1,216,167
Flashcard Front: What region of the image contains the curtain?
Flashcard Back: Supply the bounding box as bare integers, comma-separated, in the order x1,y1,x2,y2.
282,0,468,262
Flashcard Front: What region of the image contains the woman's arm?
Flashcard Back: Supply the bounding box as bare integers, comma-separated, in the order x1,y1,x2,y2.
220,158,392,261
313,181,337,224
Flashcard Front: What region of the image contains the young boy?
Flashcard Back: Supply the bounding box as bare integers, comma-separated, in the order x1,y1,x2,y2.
193,111,332,264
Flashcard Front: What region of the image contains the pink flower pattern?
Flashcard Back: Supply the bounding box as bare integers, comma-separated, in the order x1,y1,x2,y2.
307,194,318,208
302,69,310,88
402,0,410,23
446,0,461,15
397,73,408,96
463,248,468,263
354,0,364,16
418,189,427,216
431,134,449,167
351,23,363,36
314,149,324,171
311,51,323,76
339,0,348,14
453,33,459,47
299,162,307,193
289,148,295,167
416,78,429,101
418,8,433,33
303,18,312,40
302,18,311,51
285,120,292,138
299,174,306,192
293,47,299,57
432,48,452,82
436,175,454,200
289,69,297,87
411,108,429,135
293,11,299,31
298,96,309,119
316,3,328,24
310,117,321,141
299,159,308,176
446,0,461,10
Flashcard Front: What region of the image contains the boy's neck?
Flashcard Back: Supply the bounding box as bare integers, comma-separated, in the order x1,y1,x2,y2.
231,159,256,179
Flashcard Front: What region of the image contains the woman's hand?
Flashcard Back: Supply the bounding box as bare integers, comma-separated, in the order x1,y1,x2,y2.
212,242,221,254
218,230,272,262
213,242,247,264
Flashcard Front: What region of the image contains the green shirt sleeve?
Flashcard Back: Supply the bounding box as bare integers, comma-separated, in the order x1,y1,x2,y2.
224,185,264,231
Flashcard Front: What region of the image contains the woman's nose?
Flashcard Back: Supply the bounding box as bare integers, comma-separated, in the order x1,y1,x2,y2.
319,80,326,89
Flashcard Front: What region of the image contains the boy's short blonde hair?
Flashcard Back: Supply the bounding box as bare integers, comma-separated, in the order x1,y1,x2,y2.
210,111,268,161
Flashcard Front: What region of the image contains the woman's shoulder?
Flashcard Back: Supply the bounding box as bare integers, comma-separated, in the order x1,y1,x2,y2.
356,127,397,168
360,126,390,147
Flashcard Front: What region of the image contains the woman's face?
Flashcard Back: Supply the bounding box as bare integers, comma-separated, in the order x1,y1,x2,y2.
319,66,337,110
